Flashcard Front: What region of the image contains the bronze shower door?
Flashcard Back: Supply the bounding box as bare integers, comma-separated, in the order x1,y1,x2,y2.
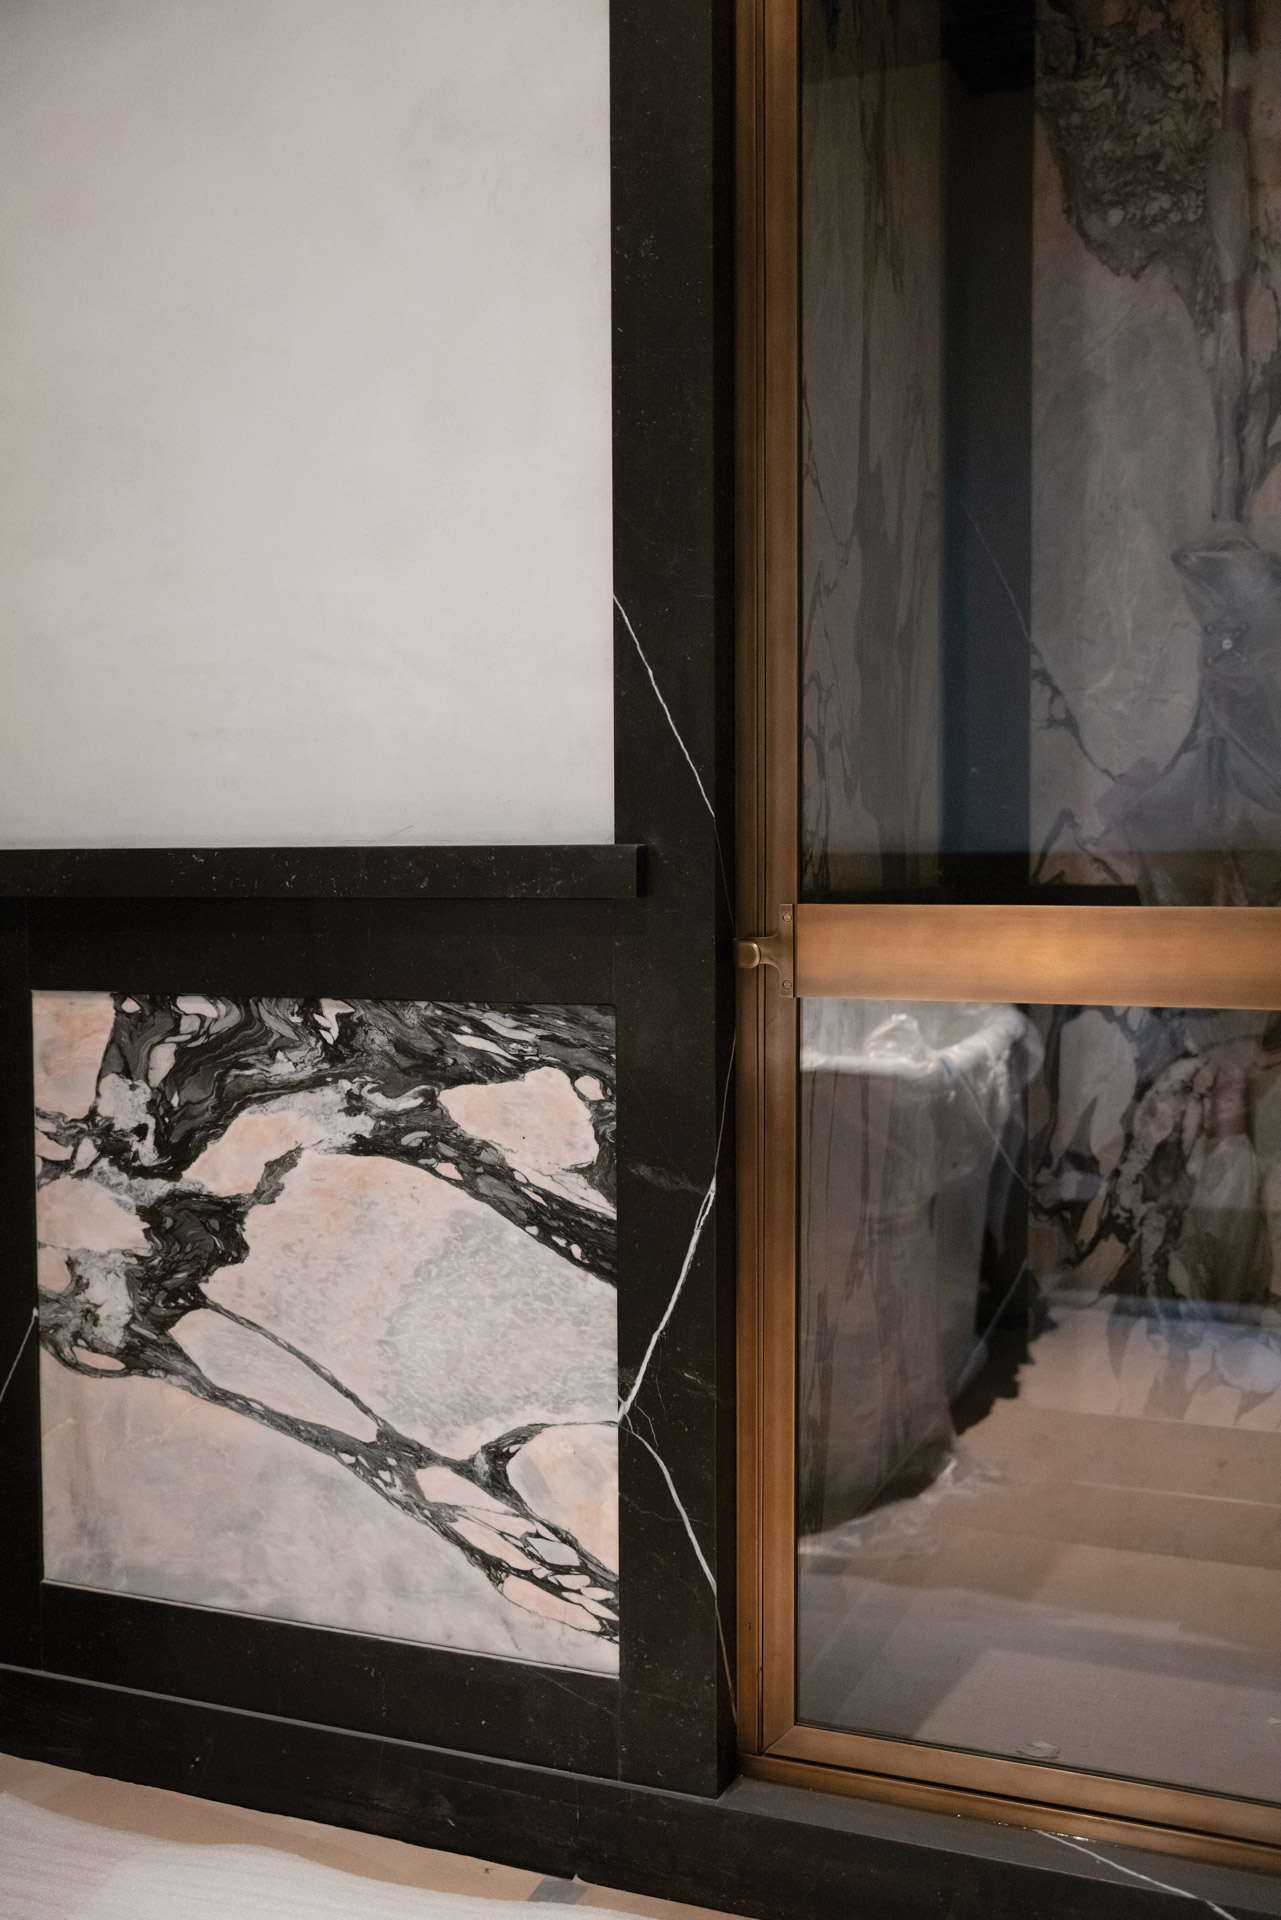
736,0,1281,1868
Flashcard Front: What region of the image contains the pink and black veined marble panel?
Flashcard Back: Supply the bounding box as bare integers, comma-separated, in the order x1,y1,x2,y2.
32,993,618,1673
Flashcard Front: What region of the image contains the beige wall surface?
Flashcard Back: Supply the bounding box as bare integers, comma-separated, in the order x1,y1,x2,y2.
0,0,613,847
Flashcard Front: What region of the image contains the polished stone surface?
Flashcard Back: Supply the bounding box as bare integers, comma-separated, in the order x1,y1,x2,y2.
34,992,617,1670
0,1750,743,1920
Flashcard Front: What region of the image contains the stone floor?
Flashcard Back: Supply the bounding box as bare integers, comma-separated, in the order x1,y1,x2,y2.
0,1749,742,1920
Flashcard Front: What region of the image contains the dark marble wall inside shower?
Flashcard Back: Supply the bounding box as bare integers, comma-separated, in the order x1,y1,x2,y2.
800,0,943,896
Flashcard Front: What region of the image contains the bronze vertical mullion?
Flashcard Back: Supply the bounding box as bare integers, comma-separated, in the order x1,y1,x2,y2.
734,0,766,1754
736,0,800,1755
758,0,800,1757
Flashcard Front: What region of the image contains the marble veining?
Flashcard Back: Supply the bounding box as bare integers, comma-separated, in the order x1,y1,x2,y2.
1030,1002,1281,1318
1033,0,1281,901
34,992,617,1670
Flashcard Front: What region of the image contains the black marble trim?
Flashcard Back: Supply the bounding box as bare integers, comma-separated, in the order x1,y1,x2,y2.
610,0,737,1799
0,894,623,1774
39,1587,617,1778
21,897,618,1006
0,905,39,1675
0,845,643,901
0,0,739,1822
4,1668,1267,1920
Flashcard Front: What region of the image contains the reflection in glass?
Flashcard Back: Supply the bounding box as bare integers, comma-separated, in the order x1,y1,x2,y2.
802,0,1281,903
798,998,1281,1801
800,0,943,895
1034,7,1281,901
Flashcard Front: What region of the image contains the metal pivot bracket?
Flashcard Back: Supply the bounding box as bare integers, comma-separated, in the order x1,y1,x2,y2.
734,904,794,997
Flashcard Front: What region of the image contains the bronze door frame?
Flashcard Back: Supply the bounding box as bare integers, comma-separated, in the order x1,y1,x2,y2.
734,0,1281,1872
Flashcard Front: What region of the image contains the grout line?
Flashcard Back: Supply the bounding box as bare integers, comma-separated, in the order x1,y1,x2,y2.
1044,1833,1242,1919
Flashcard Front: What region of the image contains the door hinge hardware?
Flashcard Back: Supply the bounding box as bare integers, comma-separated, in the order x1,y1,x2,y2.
734,905,794,997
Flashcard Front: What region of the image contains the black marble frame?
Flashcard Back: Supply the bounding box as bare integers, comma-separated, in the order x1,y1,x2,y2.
0,0,737,1807
0,845,644,901
2,897,629,1777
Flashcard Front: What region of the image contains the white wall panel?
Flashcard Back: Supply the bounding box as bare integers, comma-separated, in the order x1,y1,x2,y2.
0,0,613,846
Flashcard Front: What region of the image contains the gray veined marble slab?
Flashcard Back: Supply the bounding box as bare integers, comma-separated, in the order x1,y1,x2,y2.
33,992,618,1673
1029,1001,1281,1322
1031,0,1281,901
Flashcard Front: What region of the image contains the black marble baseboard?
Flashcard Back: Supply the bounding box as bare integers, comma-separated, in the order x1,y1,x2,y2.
3,1667,1275,1920
0,845,644,900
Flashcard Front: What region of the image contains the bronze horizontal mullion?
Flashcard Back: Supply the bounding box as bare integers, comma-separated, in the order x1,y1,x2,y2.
767,1726,1281,1851
794,903,1281,1009
743,1753,1281,1876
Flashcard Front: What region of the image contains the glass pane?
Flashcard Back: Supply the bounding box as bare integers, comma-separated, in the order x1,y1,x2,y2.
801,0,1281,905
798,997,1281,1801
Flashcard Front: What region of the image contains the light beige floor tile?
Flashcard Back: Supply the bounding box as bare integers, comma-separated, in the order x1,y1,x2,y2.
0,1750,747,1920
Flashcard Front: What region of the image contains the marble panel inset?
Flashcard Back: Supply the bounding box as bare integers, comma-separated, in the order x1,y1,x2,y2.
34,993,618,1672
